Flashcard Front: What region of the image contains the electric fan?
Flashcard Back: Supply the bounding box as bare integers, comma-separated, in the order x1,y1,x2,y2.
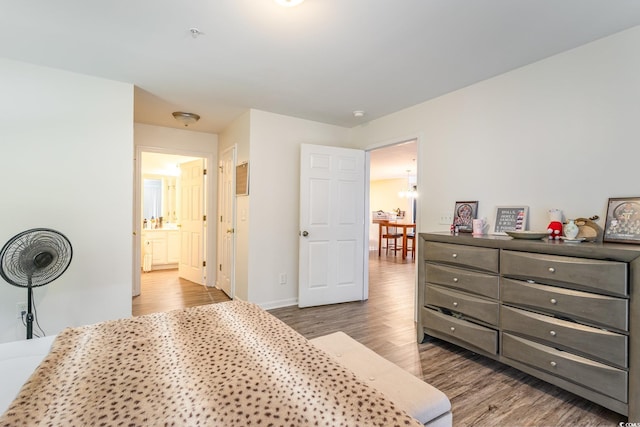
0,228,72,339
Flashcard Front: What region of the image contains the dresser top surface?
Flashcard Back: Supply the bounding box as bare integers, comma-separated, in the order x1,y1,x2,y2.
420,232,640,262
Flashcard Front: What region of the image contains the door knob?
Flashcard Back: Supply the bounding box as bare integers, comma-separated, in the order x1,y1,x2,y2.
301,230,309,237
227,228,234,233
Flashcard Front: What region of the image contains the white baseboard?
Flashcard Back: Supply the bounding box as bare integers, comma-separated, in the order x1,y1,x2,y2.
258,298,298,311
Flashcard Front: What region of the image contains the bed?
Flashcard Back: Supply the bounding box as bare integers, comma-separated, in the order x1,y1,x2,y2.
0,300,423,426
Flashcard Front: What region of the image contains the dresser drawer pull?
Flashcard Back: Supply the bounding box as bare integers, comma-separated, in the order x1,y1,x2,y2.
450,327,456,332
549,330,557,337
548,267,555,273
452,302,459,307
550,298,557,305
550,361,557,368
452,253,458,258
452,277,459,283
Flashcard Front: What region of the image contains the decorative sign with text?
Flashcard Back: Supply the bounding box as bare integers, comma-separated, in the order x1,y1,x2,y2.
494,206,529,234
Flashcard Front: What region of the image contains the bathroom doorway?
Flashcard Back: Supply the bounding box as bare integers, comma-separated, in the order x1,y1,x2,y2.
133,147,213,298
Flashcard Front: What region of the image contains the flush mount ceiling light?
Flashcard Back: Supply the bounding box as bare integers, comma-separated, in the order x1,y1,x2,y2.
353,110,365,118
274,0,304,7
172,112,200,127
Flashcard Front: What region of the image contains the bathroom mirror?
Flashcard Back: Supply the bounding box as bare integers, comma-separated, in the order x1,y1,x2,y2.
143,178,163,220
142,175,178,227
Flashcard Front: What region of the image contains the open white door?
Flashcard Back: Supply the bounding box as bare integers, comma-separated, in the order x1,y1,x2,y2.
217,146,235,297
298,144,366,308
179,158,205,285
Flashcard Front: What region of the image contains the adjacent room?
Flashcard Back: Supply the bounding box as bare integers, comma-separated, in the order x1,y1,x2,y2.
1,1,640,425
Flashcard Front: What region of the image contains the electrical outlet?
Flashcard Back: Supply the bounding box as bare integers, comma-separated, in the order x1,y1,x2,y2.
279,273,287,285
439,212,453,225
16,302,27,319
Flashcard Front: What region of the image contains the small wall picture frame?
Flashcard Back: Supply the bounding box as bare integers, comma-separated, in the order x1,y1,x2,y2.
453,201,478,232
235,162,249,196
493,206,529,234
604,197,640,244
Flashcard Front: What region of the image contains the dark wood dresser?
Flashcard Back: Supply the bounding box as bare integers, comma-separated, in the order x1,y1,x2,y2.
418,232,640,420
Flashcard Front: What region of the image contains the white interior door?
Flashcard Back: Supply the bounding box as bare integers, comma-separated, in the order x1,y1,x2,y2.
179,159,205,284
217,146,235,297
298,144,366,308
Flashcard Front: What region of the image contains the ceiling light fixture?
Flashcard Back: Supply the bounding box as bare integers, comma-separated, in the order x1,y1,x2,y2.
398,169,418,199
274,0,304,7
172,111,200,127
353,110,365,118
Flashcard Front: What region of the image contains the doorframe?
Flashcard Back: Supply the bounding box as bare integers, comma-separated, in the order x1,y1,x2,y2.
133,145,216,296
363,150,371,298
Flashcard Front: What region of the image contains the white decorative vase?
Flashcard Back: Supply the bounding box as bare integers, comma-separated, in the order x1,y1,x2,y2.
564,219,579,239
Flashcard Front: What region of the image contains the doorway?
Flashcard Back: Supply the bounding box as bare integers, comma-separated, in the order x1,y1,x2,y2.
132,147,214,299
368,139,418,262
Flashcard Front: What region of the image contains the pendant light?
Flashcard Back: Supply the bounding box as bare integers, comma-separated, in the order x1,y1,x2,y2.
398,170,418,199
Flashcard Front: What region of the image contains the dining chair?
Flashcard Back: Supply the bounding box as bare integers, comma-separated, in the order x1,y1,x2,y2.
381,222,403,255
406,229,416,260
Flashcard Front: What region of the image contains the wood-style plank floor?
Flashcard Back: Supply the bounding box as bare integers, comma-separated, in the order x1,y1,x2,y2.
132,254,626,426
132,269,230,316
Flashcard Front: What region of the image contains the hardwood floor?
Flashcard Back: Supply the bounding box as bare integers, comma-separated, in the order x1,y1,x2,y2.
132,269,230,316
269,253,626,427
132,255,626,426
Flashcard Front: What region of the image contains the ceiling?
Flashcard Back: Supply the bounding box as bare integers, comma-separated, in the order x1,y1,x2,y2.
1,1,640,135
369,140,417,181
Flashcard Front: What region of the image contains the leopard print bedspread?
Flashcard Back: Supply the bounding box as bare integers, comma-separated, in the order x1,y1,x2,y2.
1,300,421,426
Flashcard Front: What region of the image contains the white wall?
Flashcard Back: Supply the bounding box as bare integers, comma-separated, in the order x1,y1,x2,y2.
350,26,640,234
134,124,218,287
248,110,350,308
0,58,133,343
135,123,218,154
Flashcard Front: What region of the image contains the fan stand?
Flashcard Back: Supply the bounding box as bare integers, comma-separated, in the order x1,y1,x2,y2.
26,278,34,339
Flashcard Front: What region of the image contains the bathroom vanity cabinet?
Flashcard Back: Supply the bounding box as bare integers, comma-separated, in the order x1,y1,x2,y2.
142,229,180,270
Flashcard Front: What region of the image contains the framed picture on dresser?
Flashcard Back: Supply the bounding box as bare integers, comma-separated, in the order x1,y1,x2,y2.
453,201,478,232
493,206,529,235
604,197,640,244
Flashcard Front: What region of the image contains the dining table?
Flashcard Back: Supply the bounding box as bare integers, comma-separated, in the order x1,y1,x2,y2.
374,220,416,259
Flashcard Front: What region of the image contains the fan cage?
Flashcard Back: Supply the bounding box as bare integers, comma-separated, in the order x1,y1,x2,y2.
0,228,73,288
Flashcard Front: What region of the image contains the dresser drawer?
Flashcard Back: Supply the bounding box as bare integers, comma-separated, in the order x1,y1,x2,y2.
422,307,498,354
502,333,628,403
426,285,499,325
501,250,627,297
425,263,499,299
501,305,628,367
424,242,499,273
501,279,628,331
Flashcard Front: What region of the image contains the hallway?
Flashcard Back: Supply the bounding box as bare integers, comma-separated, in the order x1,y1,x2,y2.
132,270,230,316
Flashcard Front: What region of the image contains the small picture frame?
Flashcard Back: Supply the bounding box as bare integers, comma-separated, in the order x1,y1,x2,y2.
604,197,640,244
453,201,478,233
235,162,249,196
493,206,529,235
